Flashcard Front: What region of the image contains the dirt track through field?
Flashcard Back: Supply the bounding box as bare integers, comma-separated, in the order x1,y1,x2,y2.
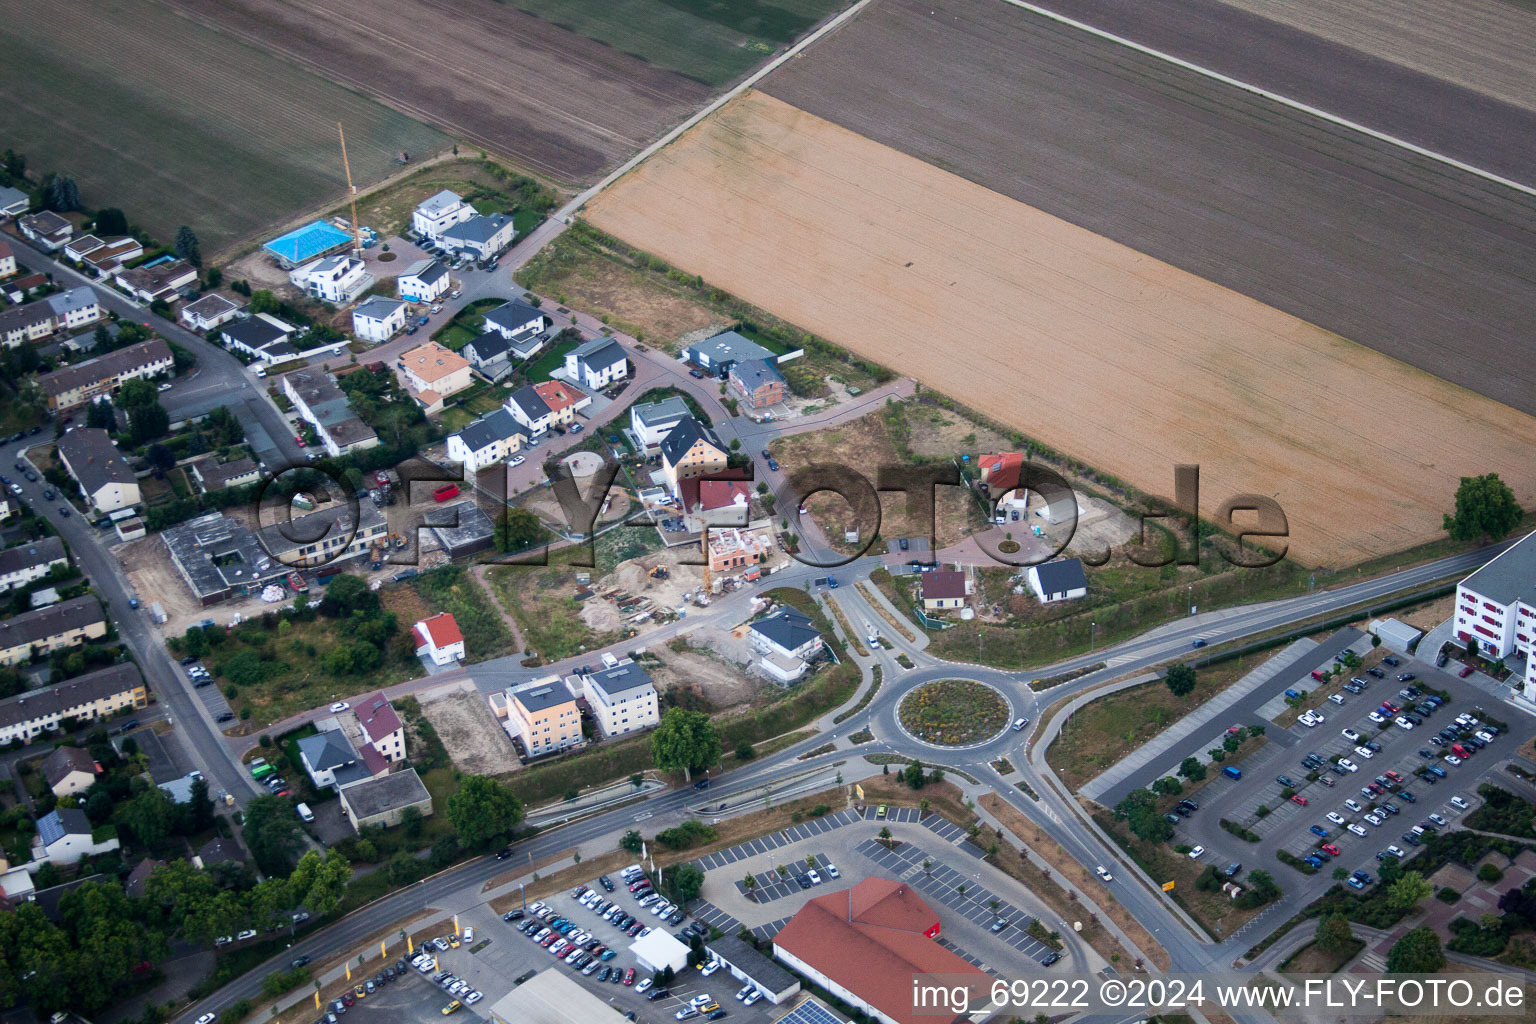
157,0,711,183
584,91,1536,568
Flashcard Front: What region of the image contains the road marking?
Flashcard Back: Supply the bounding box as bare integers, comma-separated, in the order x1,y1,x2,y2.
1000,0,1536,198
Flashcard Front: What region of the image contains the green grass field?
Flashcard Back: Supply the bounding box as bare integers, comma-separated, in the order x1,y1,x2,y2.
499,0,850,85
0,0,447,254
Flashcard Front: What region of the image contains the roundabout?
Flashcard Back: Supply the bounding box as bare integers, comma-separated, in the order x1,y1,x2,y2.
896,678,1012,748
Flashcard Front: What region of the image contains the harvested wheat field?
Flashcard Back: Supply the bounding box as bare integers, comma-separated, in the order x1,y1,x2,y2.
585,92,1536,567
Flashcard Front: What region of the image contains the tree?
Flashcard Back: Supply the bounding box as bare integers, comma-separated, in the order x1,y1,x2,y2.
743,874,757,899
1385,926,1446,973
877,826,893,844
243,795,305,876
47,175,79,212
319,573,379,618
127,400,169,444
1164,663,1197,697
494,507,544,552
668,863,705,905
1315,913,1354,955
620,829,643,853
902,759,927,789
446,775,524,848
115,784,180,854
175,226,202,268
1151,776,1183,797
1113,790,1172,844
288,849,351,916
734,741,755,761
1177,756,1206,782
187,776,215,833
1387,871,1432,911
147,443,176,473
1444,473,1521,544
94,208,127,235
649,708,720,782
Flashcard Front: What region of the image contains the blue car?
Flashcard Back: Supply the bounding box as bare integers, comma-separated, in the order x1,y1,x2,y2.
1426,765,1447,778
1347,876,1365,889
1310,825,1329,837
1305,856,1324,869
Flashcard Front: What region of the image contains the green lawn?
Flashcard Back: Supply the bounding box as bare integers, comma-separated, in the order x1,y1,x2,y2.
526,338,581,382
0,1,446,253
499,0,851,86
408,566,518,662
513,209,547,237
438,406,474,434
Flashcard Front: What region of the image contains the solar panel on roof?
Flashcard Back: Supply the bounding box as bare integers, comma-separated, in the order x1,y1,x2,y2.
774,1000,849,1024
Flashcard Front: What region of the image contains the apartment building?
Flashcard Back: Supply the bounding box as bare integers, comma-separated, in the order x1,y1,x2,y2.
34,338,173,411
55,427,140,514
0,537,69,592
503,679,583,758
0,662,145,743
578,659,659,738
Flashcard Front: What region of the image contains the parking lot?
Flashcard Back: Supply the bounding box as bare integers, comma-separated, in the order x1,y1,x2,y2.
1168,651,1509,889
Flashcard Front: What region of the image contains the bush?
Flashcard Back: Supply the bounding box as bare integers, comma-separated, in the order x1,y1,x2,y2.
656,820,716,850
1477,862,1504,883
1434,887,1461,904
1220,819,1261,843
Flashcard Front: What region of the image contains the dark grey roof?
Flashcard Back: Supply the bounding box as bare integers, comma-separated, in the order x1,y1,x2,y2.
631,396,692,428
441,212,512,245
403,259,448,286
0,663,141,733
56,427,136,495
197,837,246,865
40,807,90,845
0,595,105,652
0,536,67,579
455,408,524,453
751,607,820,651
571,338,624,372
162,513,286,602
685,330,775,367
219,316,288,350
353,296,405,320
508,386,552,423
40,745,95,788
482,301,546,336
588,660,654,701
464,330,513,365
510,682,574,713
705,935,798,995
297,728,365,788
1032,557,1087,595
1459,528,1536,606
659,416,722,467
341,768,430,820
730,358,784,390
428,501,496,557
37,340,172,400
256,500,385,561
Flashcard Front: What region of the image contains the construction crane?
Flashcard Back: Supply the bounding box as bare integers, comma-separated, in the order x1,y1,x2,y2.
338,122,362,257
700,527,711,595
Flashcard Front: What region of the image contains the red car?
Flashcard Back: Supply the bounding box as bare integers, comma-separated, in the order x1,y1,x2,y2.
1322,843,1341,856
1385,770,1404,782
1290,794,1307,806
623,969,636,986
342,995,355,1008
295,436,306,447
1459,665,1474,677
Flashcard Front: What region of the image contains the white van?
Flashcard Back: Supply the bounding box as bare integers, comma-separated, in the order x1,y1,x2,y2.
296,802,315,823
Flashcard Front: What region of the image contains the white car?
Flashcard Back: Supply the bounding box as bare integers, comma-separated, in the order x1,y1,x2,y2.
691,995,716,1008
197,1015,216,1024
1385,845,1406,858
463,926,474,942
1445,755,1463,766
1368,711,1387,724
637,979,653,994
1394,716,1415,730
826,863,840,878
1353,746,1375,760
744,991,763,1006
157,382,173,392
329,701,349,713
1338,758,1359,773
1341,728,1362,742
1328,694,1345,705
1299,713,1318,728
1347,823,1368,837
807,869,822,885
1095,865,1113,882
737,985,754,1002
1450,795,1471,810
465,991,483,1005
1344,799,1363,812
1326,811,1346,825
236,929,257,941
701,960,721,976
1364,813,1383,827
1305,710,1325,724
509,455,526,467
1188,845,1204,859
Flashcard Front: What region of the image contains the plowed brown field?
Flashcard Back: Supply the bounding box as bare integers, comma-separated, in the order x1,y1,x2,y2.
584,92,1536,567
158,0,712,183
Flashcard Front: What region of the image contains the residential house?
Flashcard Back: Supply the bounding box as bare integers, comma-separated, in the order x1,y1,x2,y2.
18,211,71,250
80,239,145,276
976,452,1023,496
179,293,243,332
679,473,753,532
729,358,786,409
339,769,433,831
439,212,515,260
1,288,103,349
445,408,526,475
35,338,172,410
188,456,260,494
281,369,378,457
193,837,246,870
0,537,69,592
0,595,108,667
578,659,658,738
47,286,102,333
659,416,728,500
462,331,518,381
0,239,16,279
40,746,98,798
351,296,407,343
411,190,476,241
1026,558,1088,603
502,679,582,758
920,570,970,611
124,858,161,899
564,338,627,391
705,527,772,574
289,255,371,304
413,612,465,666
1,273,47,304
683,330,777,376
0,662,146,743
481,300,548,343
63,236,105,263
162,513,289,606
505,385,553,436
396,259,450,303
255,500,388,570
297,728,374,790
533,380,589,426
629,396,692,450
217,314,298,363
34,808,119,867
114,259,197,303
0,186,27,218
398,341,472,403
749,605,822,683
55,427,140,512
354,692,406,762
772,878,986,1024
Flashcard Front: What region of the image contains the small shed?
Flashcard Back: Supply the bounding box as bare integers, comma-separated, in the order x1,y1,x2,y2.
1369,618,1422,654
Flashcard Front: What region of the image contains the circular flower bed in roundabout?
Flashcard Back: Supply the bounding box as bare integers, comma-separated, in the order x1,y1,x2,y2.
898,679,1009,746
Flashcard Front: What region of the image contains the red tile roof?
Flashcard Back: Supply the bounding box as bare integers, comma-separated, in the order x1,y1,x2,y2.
977,451,1023,493
922,570,968,600
533,380,585,414
356,692,402,744
697,480,750,511
358,742,391,777
773,878,984,1024
676,469,754,514
415,612,463,650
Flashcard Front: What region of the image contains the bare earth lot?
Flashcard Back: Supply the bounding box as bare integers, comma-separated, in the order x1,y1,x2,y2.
584,91,1536,567
160,0,712,183
759,0,1536,421
0,0,446,252
418,686,517,776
